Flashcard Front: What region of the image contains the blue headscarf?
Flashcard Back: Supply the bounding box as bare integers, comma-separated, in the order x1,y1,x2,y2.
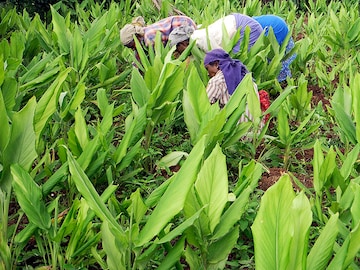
204,48,249,95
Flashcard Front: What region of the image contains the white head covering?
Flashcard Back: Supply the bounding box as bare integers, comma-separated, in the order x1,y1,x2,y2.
120,16,146,45
169,25,195,47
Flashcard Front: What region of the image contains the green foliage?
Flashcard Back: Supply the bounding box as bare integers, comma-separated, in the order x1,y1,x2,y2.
2,0,360,268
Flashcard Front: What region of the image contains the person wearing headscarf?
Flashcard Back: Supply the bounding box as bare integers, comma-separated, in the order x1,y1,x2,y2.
204,49,270,124
120,15,196,50
189,13,263,53
253,15,297,82
168,25,195,58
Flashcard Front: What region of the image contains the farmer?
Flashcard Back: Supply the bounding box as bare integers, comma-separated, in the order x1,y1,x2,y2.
204,48,270,124
169,13,263,55
253,14,297,82
168,24,195,58
120,15,196,63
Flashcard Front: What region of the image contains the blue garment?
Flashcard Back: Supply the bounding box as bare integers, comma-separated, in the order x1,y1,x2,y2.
278,37,296,82
253,15,288,46
254,15,296,82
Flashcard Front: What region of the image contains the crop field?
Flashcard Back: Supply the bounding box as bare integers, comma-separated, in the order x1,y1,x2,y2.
1,0,360,269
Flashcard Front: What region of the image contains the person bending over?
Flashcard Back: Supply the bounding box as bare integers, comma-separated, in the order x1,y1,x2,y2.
120,16,196,63
204,48,270,125
171,13,263,54
253,14,297,82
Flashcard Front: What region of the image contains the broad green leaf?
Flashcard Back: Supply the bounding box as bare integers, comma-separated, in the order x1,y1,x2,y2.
183,187,203,247
252,174,295,270
0,91,10,152
131,68,150,107
1,98,37,192
76,135,101,171
10,31,25,61
42,162,69,196
157,236,185,270
351,73,360,143
246,78,261,119
19,67,60,91
135,242,158,268
265,86,294,115
19,53,55,84
145,178,172,208
151,101,179,123
340,144,360,180
339,181,357,211
34,67,71,142
186,65,209,119
51,6,71,54
277,106,290,145
195,105,226,146
136,136,206,247
102,221,126,270
0,54,4,86
113,106,147,165
318,146,336,187
288,192,312,270
2,77,17,111
74,107,89,151
158,208,204,244
99,103,114,135
84,15,107,53
150,63,184,108
223,76,248,119
127,189,147,224
350,184,360,227
60,184,117,258
234,160,263,196
331,102,357,145
133,37,150,71
306,213,339,270
156,151,189,168
343,221,360,267
212,185,253,239
289,109,316,141
60,76,87,119
144,58,163,90
70,25,84,71
346,18,360,42
96,88,109,118
208,226,239,264
221,121,252,148
313,140,324,194
195,144,228,233
183,90,200,143
67,149,124,234
223,94,247,134
118,139,143,171
185,246,202,269
11,164,51,230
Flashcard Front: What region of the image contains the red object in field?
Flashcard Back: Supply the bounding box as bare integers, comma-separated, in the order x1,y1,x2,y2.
259,90,270,123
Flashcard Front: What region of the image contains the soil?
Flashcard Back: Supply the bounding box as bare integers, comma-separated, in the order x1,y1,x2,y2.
258,83,329,191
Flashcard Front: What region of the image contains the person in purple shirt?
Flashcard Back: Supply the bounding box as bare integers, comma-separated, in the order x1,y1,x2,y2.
253,15,297,82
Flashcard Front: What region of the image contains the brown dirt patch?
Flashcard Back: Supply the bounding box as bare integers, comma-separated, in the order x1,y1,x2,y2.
258,82,330,191
259,167,313,191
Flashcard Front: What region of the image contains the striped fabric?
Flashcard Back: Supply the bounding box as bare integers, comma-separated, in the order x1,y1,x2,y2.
206,70,230,108
206,71,266,129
